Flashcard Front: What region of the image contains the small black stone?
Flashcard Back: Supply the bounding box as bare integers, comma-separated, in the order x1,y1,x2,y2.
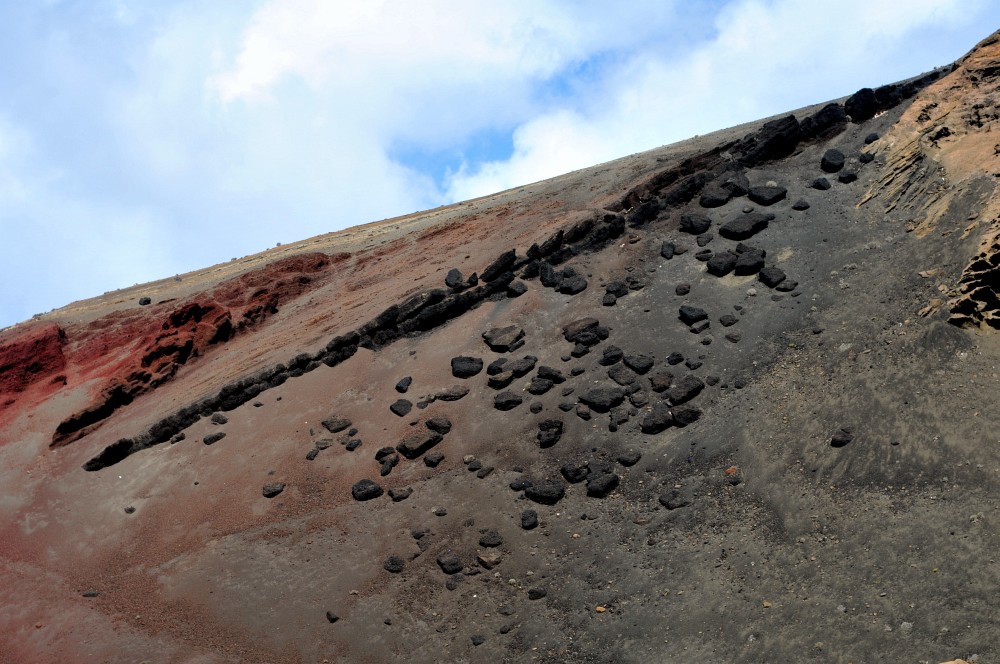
384,555,405,573
451,356,484,378
138,297,151,306
210,412,228,425
811,177,832,190
471,635,486,646
389,399,412,417
617,449,641,466
437,554,463,575
521,509,539,530
326,611,339,624
527,588,547,600
203,432,226,445
424,451,445,467
479,530,503,547
524,480,566,505
262,483,285,498
351,479,383,501
675,283,691,296
395,376,412,393
494,392,523,411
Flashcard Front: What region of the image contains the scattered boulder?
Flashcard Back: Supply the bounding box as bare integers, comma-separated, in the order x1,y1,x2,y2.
821,149,846,173
507,355,538,377
838,169,858,184
791,199,810,211
494,392,523,411
425,417,452,435
437,554,464,575
720,314,738,327
138,297,151,306
649,371,673,392
521,509,539,530
395,376,412,393
396,431,444,459
384,556,405,573
524,480,566,505
537,419,563,448
326,612,339,624
351,479,383,501
451,356,483,379
561,461,590,483
586,473,619,498
436,385,470,401
507,280,528,298
858,152,874,164
617,449,642,466
758,266,787,288
487,358,509,375
479,530,503,548
210,413,228,425
678,305,708,326
389,399,412,417
734,249,765,275
623,354,654,374
477,551,502,569
488,371,514,390
424,451,445,468
203,432,226,445
527,588,547,600
537,366,566,383
641,403,673,434
322,417,352,433
579,387,626,412
608,364,637,386
482,326,525,353
262,483,285,498
559,275,589,295
672,404,702,427
444,268,464,288
660,241,677,259
707,251,738,277
666,375,705,405
831,428,854,448
481,250,517,283
719,213,773,241
864,132,879,144
599,345,623,366
680,213,712,235
811,177,832,190
747,185,786,206
845,87,877,122
527,377,554,395
388,487,412,502
659,489,692,510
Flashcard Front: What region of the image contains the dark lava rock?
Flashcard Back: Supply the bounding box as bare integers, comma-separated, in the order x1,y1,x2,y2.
531,401,544,414
396,431,443,459
608,364,637,386
322,417,352,433
678,305,708,326
539,262,562,288
477,466,494,479
680,213,712,235
666,352,684,366
389,487,412,502
521,509,539,530
481,250,516,283
838,169,858,184
537,419,563,448
507,355,538,377
602,293,618,306
586,473,620,498
488,371,514,390
706,375,720,386
527,588,547,600
262,483,285,498
725,332,742,343
758,266,786,288
510,478,532,491
719,314,738,327
579,387,626,412
675,283,691,296
384,555,405,573
203,432,226,445
507,281,528,298
351,479,383,501
696,233,714,247
845,87,878,122
425,417,452,435
537,365,566,383
487,358,508,375
821,149,846,173
599,345,623,366
326,612,339,624
445,268,464,288
524,480,566,505
467,459,482,472
641,403,673,434
617,449,641,466
719,212,773,241
605,281,629,297
659,489,692,510
494,392,523,411
775,280,798,292
451,356,483,378
791,199,810,211
660,241,676,259
482,326,525,353
623,354,654,374
306,448,319,461
424,452,444,467
210,412,228,425
650,371,673,392
685,359,702,370
479,530,503,548
831,428,854,448
747,185,786,206
672,404,702,427
437,554,464,575
694,249,713,261
561,461,590,483
82,590,100,598
345,439,362,451
395,376,412,393
138,297,151,306
527,377,554,395
864,132,880,144
699,182,731,208
436,385,469,401
576,404,591,420
471,635,486,647
690,320,710,334
859,152,874,164
558,275,588,295
563,317,599,343
666,375,705,405
389,399,412,417
707,251,738,277
811,177,832,190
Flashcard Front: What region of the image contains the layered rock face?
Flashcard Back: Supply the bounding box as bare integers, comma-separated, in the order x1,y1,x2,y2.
2,30,1000,664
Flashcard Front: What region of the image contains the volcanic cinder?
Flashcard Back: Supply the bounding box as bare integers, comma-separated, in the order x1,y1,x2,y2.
3,29,1000,664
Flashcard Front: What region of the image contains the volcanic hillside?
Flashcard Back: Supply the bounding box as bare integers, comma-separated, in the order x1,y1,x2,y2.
3,29,1000,664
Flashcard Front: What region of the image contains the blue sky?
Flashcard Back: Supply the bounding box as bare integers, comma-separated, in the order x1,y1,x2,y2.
2,0,999,329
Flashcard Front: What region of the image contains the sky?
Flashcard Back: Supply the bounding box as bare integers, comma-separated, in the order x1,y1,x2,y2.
2,1,999,329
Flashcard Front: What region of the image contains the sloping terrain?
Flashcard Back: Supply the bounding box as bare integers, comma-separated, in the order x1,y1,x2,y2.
3,30,1000,664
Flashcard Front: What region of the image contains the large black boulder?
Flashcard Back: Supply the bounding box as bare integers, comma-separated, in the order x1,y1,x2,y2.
396,431,443,459
579,387,626,412
666,375,705,405
747,185,786,206
481,250,516,282
845,87,878,122
680,213,712,235
586,473,620,498
451,356,483,378
482,326,525,353
524,480,566,505
351,479,384,501
494,392,523,411
698,182,731,208
758,266,787,288
706,251,738,277
821,149,846,173
640,403,673,434
718,213,773,241
678,305,708,326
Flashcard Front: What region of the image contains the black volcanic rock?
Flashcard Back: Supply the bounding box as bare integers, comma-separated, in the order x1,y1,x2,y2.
494,392,523,411
481,249,516,282
641,403,673,434
821,149,846,173
791,199,810,211
482,326,525,353
845,87,878,122
445,268,464,288
666,375,705,405
322,417,352,433
521,509,538,530
479,530,503,548
389,399,412,417
384,556,405,573
437,553,463,575
608,364,636,386
599,345,623,366
507,355,538,377
425,417,452,435
758,266,787,288
586,473,619,498
672,404,702,427
558,275,588,295
735,114,801,165
719,212,773,240
524,480,566,505
650,371,673,393
395,376,412,393
678,306,708,326
680,213,712,235
747,185,786,206
351,479,383,501
388,487,412,502
537,366,566,383
707,251,738,277
838,169,858,184
537,419,563,448
864,132,879,144
660,241,676,259
579,387,625,412
262,483,285,498
735,249,765,275
699,182,731,208
487,358,508,375
203,432,226,445
623,354,654,374
451,356,483,378
527,377,554,395
811,177,832,190
396,431,443,459
831,428,854,448
561,461,589,483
